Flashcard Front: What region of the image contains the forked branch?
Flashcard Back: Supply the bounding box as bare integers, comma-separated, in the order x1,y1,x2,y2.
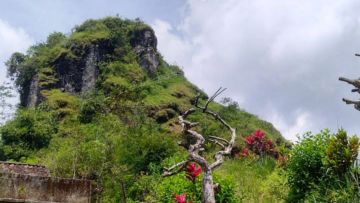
339,76,360,111
162,88,237,203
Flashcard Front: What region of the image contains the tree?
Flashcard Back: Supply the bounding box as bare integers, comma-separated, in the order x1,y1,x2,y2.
162,88,237,203
0,82,14,125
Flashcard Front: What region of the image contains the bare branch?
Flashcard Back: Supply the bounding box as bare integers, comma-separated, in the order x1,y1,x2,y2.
182,108,196,118
210,128,236,171
342,98,360,111
162,160,188,177
342,98,360,105
209,139,225,149
182,120,199,127
209,136,229,145
351,88,360,93
339,77,360,89
204,87,227,110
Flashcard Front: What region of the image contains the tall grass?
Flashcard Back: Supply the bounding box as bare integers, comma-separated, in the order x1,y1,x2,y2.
215,157,281,202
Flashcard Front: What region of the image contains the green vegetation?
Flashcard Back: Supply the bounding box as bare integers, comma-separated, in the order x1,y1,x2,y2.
286,129,360,202
1,16,359,202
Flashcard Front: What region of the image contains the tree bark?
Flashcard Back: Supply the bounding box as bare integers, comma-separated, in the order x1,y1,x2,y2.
202,170,216,203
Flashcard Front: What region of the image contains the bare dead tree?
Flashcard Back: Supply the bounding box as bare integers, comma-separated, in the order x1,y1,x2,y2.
162,87,237,203
339,54,360,111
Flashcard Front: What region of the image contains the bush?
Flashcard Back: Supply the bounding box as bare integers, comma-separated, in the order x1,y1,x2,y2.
155,172,237,203
115,118,178,173
244,129,279,158
286,129,360,202
0,109,57,160
325,128,360,176
286,130,330,201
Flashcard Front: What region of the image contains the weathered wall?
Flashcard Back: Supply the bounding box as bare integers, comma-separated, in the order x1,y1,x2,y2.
0,162,49,177
0,172,93,203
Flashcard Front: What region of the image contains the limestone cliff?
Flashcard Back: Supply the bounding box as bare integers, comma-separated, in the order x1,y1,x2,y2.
20,24,159,107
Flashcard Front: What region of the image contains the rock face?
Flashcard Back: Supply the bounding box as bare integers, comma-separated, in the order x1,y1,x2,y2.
23,44,102,107
81,45,100,92
26,74,41,107
131,28,159,75
55,44,101,94
22,27,160,107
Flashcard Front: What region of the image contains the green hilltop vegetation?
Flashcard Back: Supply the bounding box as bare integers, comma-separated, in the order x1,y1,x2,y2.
1,17,359,202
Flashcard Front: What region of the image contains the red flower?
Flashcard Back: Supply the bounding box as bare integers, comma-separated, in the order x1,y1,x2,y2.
186,162,202,181
245,136,255,144
244,130,279,159
240,148,250,156
175,194,187,203
253,130,265,140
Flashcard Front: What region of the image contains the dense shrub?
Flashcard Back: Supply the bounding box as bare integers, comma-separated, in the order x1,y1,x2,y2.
325,128,360,176
286,130,330,201
286,129,360,202
0,109,57,160
118,123,178,173
155,172,237,203
244,129,279,158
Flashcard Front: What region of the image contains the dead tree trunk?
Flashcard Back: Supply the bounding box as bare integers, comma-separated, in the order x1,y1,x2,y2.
202,170,215,203
163,87,237,203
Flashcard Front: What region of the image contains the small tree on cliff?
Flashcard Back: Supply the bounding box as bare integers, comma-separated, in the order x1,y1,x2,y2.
0,82,14,125
162,87,237,203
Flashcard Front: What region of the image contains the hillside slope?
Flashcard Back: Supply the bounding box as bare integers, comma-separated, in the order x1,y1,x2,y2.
0,17,288,202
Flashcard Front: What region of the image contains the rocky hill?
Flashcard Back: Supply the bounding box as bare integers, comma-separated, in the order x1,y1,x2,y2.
1,17,288,202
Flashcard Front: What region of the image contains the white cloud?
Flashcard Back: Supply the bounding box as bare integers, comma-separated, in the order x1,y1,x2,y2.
153,0,360,141
0,19,33,124
0,19,34,81
152,19,192,67
265,108,316,141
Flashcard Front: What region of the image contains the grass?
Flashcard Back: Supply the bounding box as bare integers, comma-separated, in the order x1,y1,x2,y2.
41,89,80,119
215,157,280,203
68,30,110,46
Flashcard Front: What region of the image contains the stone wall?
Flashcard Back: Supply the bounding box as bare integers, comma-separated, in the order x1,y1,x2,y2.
0,162,95,203
0,172,94,203
0,162,49,177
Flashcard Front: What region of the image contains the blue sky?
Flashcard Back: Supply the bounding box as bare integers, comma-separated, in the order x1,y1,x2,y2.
2,0,360,141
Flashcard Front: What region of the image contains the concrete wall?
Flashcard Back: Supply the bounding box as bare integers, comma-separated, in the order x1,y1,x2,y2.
0,172,94,203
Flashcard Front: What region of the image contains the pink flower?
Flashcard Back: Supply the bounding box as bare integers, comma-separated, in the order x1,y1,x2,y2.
253,130,265,140
175,194,187,203
186,162,202,181
240,148,250,156
244,129,279,159
245,136,255,144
